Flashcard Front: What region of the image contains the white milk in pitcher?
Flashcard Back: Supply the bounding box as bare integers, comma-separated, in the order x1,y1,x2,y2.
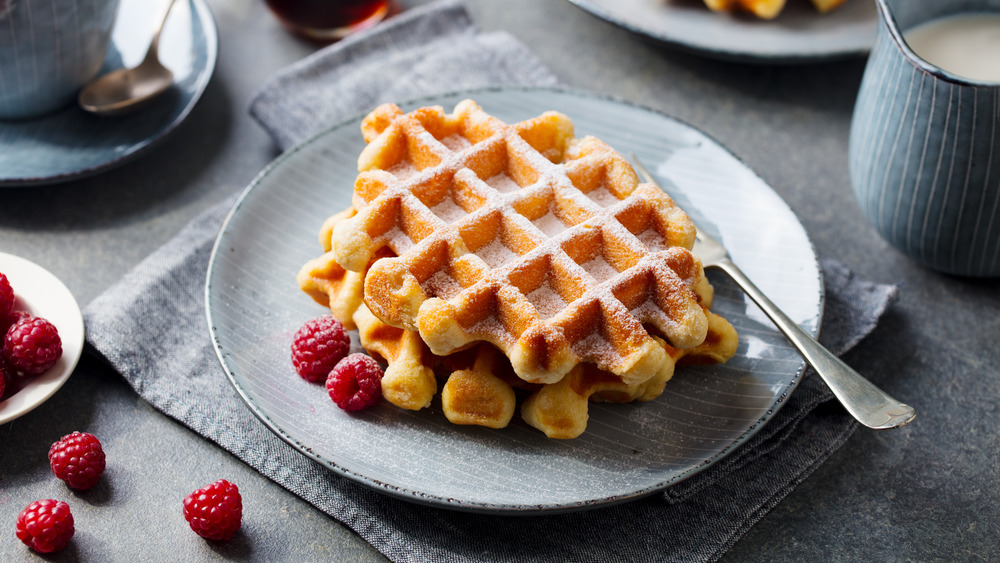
904,13,1000,82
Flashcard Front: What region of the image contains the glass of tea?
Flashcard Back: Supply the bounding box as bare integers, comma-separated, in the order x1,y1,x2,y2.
264,0,390,42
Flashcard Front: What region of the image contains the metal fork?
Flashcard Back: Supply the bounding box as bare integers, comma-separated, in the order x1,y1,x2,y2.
632,155,915,430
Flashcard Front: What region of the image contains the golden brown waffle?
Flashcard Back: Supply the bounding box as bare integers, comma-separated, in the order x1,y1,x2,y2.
297,208,365,330
329,100,710,387
522,311,738,438
703,0,786,19
703,0,846,19
809,0,847,13
300,206,738,438
299,209,511,419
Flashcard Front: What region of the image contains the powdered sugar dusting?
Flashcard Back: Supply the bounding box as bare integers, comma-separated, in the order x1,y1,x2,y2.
486,172,520,193
583,255,618,283
586,185,619,207
638,228,667,252
475,240,517,268
631,300,677,335
422,271,462,299
440,134,472,152
349,102,705,384
431,198,468,224
388,160,418,179
383,226,414,254
527,282,566,319
632,300,666,322
470,316,510,344
533,212,568,237
572,332,617,365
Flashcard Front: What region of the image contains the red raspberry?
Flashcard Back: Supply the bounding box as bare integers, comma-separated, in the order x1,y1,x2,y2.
326,353,383,411
182,479,243,541
3,316,62,376
48,432,106,490
291,315,350,383
3,309,30,333
0,273,14,324
0,354,23,397
15,499,75,553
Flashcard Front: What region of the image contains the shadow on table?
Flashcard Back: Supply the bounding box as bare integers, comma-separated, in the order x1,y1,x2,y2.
0,75,234,232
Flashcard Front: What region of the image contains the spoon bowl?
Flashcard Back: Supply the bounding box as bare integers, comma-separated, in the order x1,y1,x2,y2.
79,0,179,116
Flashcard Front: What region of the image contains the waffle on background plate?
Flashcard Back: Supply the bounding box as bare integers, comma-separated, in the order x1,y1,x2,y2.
297,100,738,439
703,0,849,20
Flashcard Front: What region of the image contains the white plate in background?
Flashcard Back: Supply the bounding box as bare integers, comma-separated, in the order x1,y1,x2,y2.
568,0,877,63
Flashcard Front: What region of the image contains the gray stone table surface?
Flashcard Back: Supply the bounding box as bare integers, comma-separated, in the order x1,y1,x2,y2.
2,0,998,561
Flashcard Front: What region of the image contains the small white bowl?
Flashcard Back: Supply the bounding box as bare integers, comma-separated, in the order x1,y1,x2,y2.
0,252,85,425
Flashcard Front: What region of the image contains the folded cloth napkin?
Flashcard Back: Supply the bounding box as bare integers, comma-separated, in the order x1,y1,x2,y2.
249,0,559,151
85,1,900,561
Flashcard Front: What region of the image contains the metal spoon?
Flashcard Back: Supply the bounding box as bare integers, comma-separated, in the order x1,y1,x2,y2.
632,155,915,430
78,0,179,116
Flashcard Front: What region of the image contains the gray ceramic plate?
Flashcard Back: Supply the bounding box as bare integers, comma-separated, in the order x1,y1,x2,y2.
206,86,823,514
568,0,876,63
0,0,217,186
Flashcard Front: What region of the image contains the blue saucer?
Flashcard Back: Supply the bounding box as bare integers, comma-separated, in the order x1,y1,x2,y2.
0,0,217,187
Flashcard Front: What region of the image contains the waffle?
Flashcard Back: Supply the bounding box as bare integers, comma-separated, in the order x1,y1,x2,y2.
809,0,848,13
329,100,710,387
299,207,515,420
300,206,738,438
298,207,366,330
703,0,786,19
703,0,847,19
523,311,737,438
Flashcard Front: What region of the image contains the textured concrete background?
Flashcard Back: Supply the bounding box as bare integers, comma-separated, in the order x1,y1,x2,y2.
2,0,998,560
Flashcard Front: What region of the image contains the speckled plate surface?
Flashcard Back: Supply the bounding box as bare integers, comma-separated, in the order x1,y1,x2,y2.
568,0,876,63
0,0,217,187
206,86,823,514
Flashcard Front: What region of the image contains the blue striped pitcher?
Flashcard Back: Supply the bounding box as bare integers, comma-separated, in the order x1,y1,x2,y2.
849,0,1000,277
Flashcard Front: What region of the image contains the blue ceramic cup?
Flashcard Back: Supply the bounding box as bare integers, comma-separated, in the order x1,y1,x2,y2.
849,0,1000,278
0,0,119,120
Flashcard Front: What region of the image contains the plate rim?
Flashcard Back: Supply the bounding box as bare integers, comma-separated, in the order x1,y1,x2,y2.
0,0,219,187
0,252,86,425
566,0,874,64
206,84,824,513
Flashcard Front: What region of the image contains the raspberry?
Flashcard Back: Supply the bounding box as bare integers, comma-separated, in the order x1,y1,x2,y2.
3,309,29,333
291,315,350,383
326,353,383,411
15,499,75,553
0,273,14,324
1,305,28,340
182,479,243,541
0,354,24,396
48,432,106,490
3,316,61,376
0,355,17,397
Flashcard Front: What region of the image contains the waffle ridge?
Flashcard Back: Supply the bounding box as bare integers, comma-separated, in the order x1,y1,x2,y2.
330,100,710,385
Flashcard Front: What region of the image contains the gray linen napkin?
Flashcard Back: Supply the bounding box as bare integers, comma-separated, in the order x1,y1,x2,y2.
85,1,900,561
249,0,559,151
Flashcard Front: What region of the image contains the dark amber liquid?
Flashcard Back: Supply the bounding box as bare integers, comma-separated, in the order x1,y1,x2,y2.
265,0,388,30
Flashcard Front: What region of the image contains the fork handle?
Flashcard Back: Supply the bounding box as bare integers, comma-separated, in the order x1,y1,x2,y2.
714,258,915,430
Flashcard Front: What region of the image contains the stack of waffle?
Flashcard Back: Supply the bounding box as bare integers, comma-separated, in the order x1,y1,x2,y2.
297,100,738,438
